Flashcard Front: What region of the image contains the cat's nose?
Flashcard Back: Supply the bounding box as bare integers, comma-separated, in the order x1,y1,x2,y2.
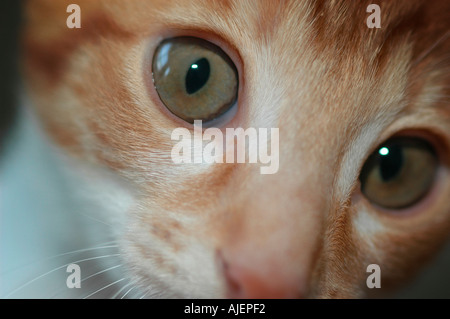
219,251,304,298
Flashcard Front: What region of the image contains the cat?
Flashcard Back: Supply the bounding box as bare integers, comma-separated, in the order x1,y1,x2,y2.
1,0,450,298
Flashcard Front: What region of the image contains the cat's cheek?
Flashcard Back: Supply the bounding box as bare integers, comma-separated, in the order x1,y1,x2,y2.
351,181,450,293
119,204,225,298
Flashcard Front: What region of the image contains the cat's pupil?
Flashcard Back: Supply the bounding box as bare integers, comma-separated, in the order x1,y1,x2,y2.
185,58,210,95
379,144,403,182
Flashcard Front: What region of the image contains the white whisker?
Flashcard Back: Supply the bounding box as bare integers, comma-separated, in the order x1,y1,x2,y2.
5,254,120,298
49,264,123,298
139,290,151,299
111,281,133,299
77,211,113,227
83,278,126,299
81,264,122,284
0,241,119,278
121,286,136,299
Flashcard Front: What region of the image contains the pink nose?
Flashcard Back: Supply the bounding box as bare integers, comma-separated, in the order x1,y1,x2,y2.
220,252,303,299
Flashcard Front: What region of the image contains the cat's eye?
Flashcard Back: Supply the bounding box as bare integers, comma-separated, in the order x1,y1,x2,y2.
152,37,238,124
359,137,438,210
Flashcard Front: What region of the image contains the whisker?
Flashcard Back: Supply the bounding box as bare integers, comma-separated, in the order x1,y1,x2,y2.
111,281,133,299
49,264,123,298
80,264,122,284
83,278,126,299
0,241,119,278
121,286,136,299
77,211,113,227
139,290,151,299
4,254,120,298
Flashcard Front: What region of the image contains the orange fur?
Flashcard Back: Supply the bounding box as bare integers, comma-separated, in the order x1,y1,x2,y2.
21,0,450,298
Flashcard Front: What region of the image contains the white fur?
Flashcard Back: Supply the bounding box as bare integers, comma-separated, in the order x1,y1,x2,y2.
0,101,139,298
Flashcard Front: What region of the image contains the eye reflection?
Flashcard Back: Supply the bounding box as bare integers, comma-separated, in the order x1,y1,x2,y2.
185,58,210,95
379,147,389,156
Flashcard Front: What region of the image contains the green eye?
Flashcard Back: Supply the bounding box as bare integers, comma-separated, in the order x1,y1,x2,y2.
359,137,438,210
152,37,238,123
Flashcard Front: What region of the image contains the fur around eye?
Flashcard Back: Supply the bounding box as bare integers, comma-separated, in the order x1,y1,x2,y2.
359,136,439,210
152,37,238,124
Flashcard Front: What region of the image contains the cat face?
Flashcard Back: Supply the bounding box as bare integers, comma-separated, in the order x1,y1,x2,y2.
22,0,450,297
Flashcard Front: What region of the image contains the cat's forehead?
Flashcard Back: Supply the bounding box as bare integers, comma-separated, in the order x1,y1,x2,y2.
23,0,450,155
25,0,449,101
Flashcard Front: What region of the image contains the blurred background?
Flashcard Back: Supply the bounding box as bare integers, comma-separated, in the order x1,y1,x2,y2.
1,0,450,299
0,0,20,151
